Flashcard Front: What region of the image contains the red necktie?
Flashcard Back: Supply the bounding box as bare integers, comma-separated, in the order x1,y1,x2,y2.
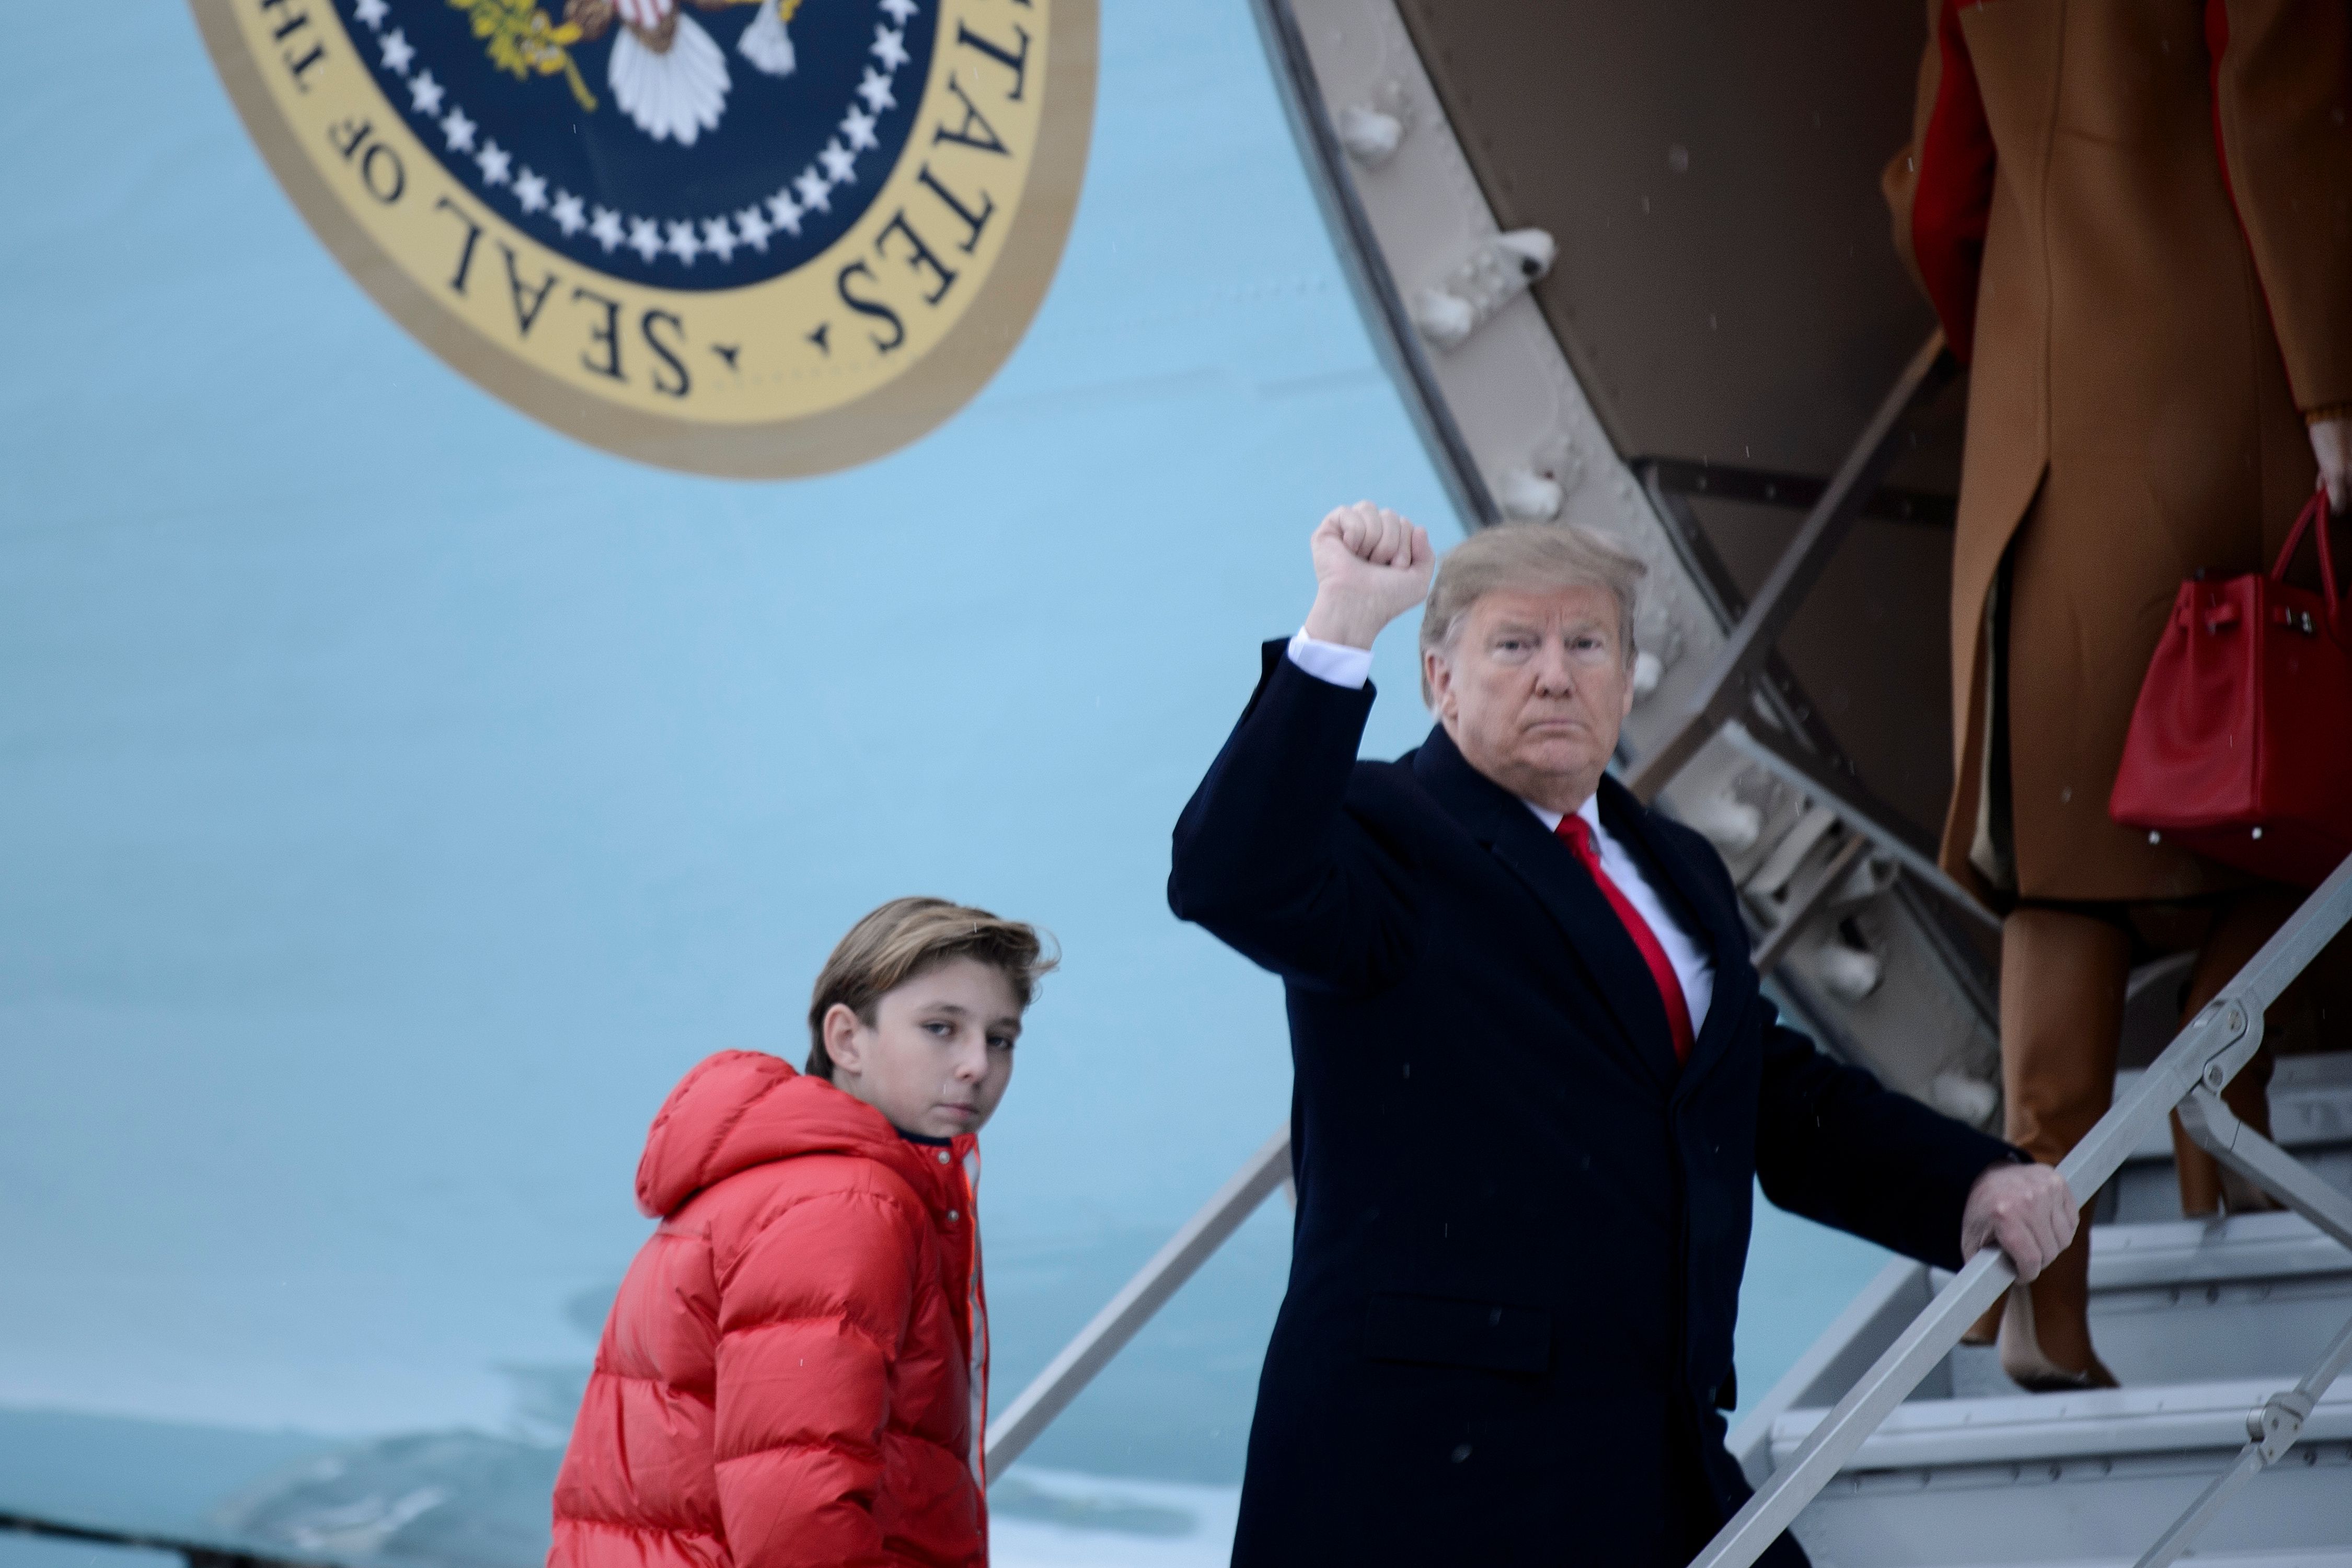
1555,814,1694,1064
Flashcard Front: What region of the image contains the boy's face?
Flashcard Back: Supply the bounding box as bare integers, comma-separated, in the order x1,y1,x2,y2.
822,957,1022,1139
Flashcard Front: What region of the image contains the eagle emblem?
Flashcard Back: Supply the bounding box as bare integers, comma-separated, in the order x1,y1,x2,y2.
193,0,1092,474
561,0,813,146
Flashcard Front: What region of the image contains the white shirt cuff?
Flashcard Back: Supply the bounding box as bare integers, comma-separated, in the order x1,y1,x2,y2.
1287,630,1375,690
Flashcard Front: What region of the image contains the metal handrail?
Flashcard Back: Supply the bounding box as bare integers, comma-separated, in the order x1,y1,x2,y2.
1691,851,2352,1568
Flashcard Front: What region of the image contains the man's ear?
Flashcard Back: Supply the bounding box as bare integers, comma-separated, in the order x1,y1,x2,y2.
1424,649,1454,719
821,1002,866,1076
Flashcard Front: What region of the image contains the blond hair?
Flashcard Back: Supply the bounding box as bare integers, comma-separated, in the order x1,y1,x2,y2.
1417,522,1646,705
804,897,1057,1079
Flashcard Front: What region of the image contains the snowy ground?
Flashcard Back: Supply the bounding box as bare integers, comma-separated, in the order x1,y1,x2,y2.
990,1471,1240,1568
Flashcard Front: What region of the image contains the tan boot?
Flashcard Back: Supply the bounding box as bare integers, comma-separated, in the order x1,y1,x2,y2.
1996,1228,2118,1392
1994,907,2129,1388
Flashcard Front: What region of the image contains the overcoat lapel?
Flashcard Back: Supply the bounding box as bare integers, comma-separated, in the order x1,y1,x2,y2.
1412,728,1680,1093
1595,778,1759,1095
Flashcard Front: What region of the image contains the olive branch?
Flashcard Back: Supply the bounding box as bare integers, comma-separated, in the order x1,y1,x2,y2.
449,0,598,112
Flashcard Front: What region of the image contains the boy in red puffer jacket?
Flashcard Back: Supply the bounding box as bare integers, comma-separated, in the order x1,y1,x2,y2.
549,897,1055,1568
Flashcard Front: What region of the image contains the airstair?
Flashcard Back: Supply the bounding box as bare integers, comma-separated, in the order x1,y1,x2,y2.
1732,1051,2352,1568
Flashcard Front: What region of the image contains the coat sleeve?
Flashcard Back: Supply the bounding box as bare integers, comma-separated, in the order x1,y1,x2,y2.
2208,0,2352,414
1751,1002,2022,1272
1167,640,1419,995
1882,0,1996,362
708,1186,923,1568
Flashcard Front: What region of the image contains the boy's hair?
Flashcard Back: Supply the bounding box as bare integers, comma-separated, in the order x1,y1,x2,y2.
804,897,1057,1080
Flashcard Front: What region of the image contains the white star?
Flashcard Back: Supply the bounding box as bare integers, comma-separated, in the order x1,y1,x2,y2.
665,221,701,264
765,188,804,235
856,67,896,113
793,167,831,213
734,207,772,251
552,190,587,236
353,0,389,28
701,217,737,262
879,0,917,21
378,28,415,73
407,69,445,115
514,168,549,213
870,25,909,71
589,205,625,250
475,139,512,185
627,216,663,262
440,106,477,152
818,139,857,184
839,105,879,153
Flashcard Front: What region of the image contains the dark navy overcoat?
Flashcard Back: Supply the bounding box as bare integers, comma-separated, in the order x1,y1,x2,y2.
1168,644,2016,1567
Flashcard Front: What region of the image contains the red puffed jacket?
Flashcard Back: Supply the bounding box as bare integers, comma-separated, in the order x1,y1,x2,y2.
549,1050,989,1568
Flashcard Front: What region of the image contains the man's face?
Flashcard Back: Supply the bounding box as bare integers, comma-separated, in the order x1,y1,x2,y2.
824,957,1021,1139
1425,584,1635,812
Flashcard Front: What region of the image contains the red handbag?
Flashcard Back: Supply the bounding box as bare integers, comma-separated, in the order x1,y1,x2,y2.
2109,485,2352,886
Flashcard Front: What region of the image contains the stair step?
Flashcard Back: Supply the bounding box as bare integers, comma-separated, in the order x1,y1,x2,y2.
1776,1376,2352,1470
1730,1059,2352,1564
1777,1379,2352,1567
1939,1212,2352,1396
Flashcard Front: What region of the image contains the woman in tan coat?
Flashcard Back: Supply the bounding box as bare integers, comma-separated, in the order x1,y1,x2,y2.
1885,0,2352,1389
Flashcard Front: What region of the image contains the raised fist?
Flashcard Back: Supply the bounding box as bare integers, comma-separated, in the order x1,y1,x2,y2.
1302,501,1435,650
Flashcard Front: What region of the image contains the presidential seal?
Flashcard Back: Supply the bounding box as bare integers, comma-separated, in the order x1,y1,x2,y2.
193,0,1094,475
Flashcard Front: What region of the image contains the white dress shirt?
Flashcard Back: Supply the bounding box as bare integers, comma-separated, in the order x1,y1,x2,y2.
1286,630,1716,1034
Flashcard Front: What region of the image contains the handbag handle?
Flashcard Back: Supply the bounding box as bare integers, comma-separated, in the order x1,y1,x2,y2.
2269,482,2344,633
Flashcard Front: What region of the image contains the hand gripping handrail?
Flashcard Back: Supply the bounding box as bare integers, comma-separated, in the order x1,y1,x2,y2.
1689,849,2352,1568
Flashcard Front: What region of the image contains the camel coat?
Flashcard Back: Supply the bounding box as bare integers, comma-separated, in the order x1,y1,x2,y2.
1884,0,2352,904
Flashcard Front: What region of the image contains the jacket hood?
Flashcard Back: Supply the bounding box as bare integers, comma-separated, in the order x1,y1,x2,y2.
635,1050,959,1218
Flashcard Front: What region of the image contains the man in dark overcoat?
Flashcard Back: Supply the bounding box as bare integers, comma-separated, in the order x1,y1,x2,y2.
1168,504,2080,1567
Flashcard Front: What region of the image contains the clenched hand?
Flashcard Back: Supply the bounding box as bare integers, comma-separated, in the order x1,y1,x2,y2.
1301,501,1435,651
1960,1161,2079,1282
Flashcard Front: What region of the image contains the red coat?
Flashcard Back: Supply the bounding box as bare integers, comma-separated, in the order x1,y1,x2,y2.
549,1051,989,1568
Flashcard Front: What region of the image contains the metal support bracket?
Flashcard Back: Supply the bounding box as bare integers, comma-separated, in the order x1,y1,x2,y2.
2175,1082,2352,1252
1720,717,1998,936
1625,333,1956,806
2131,1301,2352,1568
1750,834,1868,979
